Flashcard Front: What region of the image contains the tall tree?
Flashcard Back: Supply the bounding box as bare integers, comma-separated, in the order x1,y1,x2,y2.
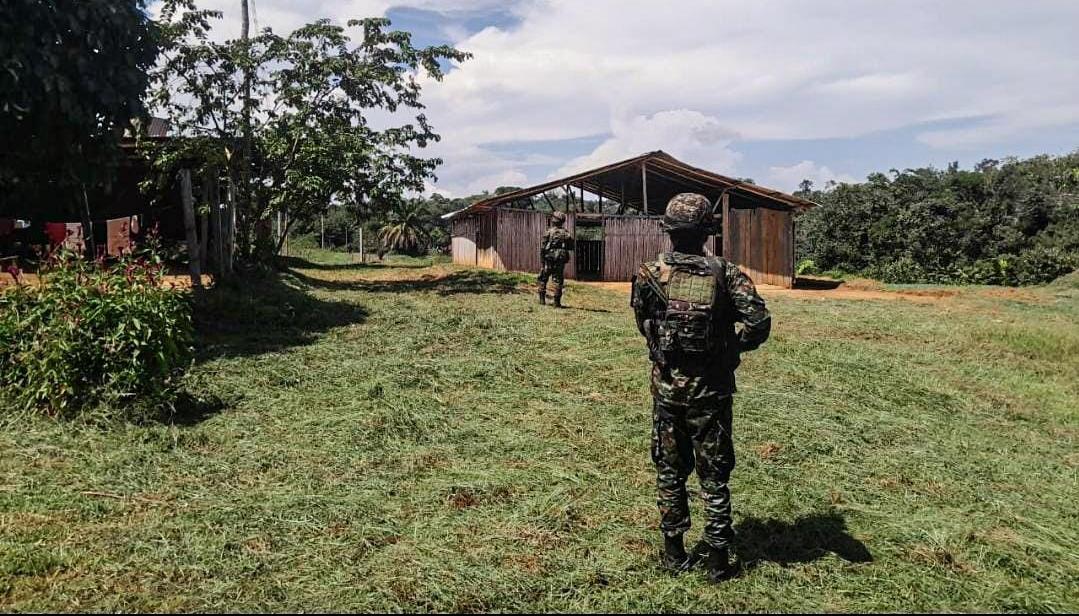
147,0,470,265
0,0,159,237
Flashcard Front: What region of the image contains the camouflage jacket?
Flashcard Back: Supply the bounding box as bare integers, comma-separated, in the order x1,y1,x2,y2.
541,227,574,262
631,252,771,405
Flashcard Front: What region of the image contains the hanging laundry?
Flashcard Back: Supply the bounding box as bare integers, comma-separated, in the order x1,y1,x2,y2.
106,216,135,256
45,222,86,252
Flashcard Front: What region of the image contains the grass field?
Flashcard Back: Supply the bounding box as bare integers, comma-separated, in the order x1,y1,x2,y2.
2,250,1077,612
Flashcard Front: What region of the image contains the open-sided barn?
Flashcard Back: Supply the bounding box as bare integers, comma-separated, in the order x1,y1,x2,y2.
442,151,816,288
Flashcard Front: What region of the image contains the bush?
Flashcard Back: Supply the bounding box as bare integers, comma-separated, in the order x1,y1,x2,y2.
0,249,193,417
795,258,818,276
865,257,928,284
1008,247,1079,286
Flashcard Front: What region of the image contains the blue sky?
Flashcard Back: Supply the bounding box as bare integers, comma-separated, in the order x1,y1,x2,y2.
154,0,1079,195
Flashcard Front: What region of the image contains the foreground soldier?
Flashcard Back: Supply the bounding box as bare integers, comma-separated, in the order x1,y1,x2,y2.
630,193,771,582
538,211,574,308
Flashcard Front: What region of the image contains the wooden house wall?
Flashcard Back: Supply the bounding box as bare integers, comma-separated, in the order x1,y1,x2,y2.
601,216,670,281
451,217,478,266
495,208,547,273
723,205,793,287
475,210,503,270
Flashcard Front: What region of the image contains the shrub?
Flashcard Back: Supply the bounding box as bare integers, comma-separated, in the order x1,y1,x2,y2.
795,258,818,276
1008,247,1079,286
865,257,928,284
0,249,192,417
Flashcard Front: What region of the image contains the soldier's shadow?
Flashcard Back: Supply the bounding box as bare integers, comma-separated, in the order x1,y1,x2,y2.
733,511,872,570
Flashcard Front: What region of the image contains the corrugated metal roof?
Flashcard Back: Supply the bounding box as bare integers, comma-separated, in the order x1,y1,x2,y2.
442,150,817,220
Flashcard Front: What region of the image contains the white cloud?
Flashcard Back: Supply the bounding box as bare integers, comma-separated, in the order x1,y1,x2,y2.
554,110,741,178
768,161,856,193
415,0,1079,192
464,169,528,194
151,1,1079,194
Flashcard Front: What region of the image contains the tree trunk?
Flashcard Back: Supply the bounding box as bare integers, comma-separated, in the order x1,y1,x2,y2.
180,169,202,287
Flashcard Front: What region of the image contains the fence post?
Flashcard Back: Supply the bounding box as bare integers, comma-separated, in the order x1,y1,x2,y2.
179,168,202,287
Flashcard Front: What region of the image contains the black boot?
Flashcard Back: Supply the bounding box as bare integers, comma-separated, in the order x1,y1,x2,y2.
552,294,563,308
661,534,690,573
538,291,546,305
691,541,736,582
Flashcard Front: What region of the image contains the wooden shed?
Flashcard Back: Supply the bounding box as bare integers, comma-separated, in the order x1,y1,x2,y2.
443,151,815,288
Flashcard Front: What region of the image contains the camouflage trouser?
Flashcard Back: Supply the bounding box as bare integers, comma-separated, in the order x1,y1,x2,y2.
537,259,566,299
651,397,736,548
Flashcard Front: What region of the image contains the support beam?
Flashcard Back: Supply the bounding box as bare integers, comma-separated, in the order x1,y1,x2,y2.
179,168,202,287
721,191,731,259
641,162,649,214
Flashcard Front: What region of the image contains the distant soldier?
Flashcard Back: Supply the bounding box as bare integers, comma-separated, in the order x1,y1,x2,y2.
538,211,574,308
630,193,771,582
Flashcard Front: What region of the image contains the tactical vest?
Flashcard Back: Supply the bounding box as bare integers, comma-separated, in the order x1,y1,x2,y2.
653,253,726,358
543,229,572,262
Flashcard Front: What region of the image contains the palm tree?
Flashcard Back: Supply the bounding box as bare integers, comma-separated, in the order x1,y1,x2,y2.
377,199,430,255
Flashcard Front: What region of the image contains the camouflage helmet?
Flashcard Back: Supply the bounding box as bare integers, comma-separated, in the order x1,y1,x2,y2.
550,211,567,226
662,193,715,232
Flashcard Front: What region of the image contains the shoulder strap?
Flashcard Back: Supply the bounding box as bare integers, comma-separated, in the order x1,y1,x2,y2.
706,256,728,303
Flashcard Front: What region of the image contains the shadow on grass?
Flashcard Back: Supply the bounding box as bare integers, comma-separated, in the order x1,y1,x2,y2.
734,511,872,569
793,277,844,291
289,267,528,296
277,255,432,271
192,271,369,363
164,390,229,426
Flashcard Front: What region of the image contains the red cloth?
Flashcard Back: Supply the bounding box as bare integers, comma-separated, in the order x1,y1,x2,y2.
45,222,85,251
45,222,68,245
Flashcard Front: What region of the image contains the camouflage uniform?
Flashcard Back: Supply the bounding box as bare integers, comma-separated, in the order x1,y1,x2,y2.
630,194,771,553
538,213,574,306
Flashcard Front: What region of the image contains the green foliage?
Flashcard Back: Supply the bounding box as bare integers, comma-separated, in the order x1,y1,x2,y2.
377,199,431,255
0,0,160,218
795,258,818,276
146,1,470,262
0,250,192,417
797,152,1079,285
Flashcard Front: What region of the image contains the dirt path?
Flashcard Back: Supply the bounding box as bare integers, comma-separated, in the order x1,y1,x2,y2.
581,279,1040,304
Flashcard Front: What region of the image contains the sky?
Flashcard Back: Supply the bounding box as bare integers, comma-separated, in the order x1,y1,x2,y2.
152,0,1079,196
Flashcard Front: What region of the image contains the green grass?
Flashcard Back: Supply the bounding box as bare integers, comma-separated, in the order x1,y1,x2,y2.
2,250,1077,612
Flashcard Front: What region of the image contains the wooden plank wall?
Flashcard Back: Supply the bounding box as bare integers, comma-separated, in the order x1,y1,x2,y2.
451,217,477,266
601,216,671,281
496,208,547,273
475,210,503,270
724,206,793,287
565,212,576,279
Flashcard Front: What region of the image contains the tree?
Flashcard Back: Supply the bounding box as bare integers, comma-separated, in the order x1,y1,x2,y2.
377,199,432,255
796,151,1079,285
0,0,159,237
147,1,470,265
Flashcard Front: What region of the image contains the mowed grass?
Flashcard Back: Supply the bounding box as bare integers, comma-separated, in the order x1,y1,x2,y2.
2,250,1077,612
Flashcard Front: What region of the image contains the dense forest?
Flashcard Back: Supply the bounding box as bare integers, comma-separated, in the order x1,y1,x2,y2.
794,151,1079,285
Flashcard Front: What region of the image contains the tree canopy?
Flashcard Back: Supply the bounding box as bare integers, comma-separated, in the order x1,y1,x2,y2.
146,0,470,262
0,0,160,218
796,152,1079,285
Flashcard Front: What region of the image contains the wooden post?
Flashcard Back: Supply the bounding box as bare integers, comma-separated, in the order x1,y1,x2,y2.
320,214,325,249
641,162,650,215
564,185,571,212
721,191,731,259
179,169,202,287
359,226,364,263
580,185,585,213
619,179,626,215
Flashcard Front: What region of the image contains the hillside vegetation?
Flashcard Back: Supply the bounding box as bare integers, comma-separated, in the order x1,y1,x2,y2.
1,251,1077,611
